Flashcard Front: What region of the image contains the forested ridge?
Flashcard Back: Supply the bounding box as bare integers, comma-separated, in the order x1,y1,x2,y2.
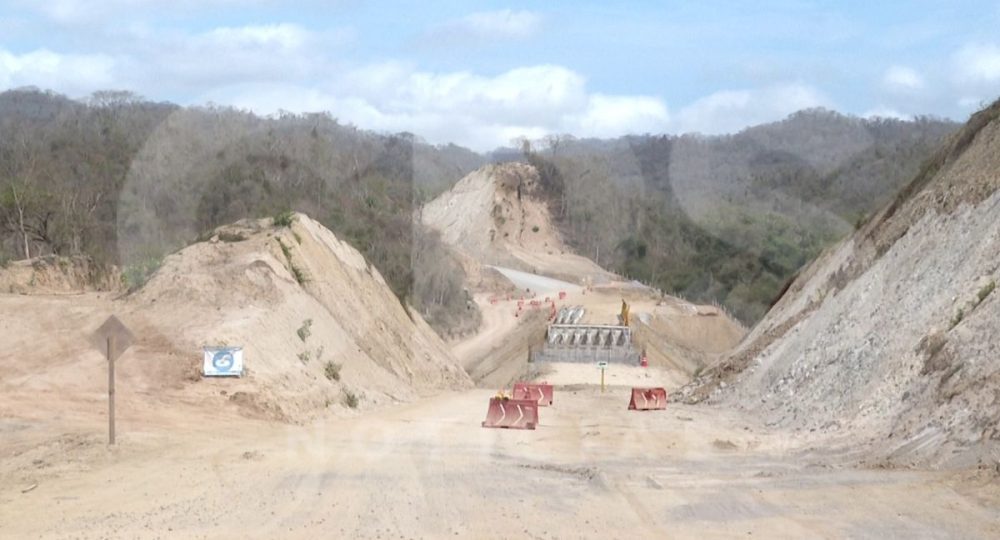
0,88,956,326
519,109,956,322
0,88,484,334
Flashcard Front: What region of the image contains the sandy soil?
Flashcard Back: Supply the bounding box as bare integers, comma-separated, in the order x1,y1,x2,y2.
5,155,999,537
3,385,998,539
537,362,688,389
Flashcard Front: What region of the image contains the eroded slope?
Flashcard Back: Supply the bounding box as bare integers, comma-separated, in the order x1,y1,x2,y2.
683,100,1000,469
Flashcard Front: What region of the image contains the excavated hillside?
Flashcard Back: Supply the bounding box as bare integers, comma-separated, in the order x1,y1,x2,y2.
0,214,470,424
0,255,120,294
681,99,1000,469
128,214,471,419
425,162,747,388
421,162,613,284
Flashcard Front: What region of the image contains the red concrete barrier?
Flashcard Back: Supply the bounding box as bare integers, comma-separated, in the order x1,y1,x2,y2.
513,382,554,406
482,398,538,429
628,388,667,411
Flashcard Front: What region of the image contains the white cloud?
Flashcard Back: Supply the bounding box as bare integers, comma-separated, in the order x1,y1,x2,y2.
882,65,924,92
205,23,310,50
456,9,541,38
674,84,830,135
0,48,115,94
209,64,670,151
571,94,670,138
423,9,542,45
957,96,991,109
25,0,268,25
953,43,1000,84
862,107,911,120
128,23,331,90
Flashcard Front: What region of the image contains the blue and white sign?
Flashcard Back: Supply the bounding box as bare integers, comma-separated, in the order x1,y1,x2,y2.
203,346,244,377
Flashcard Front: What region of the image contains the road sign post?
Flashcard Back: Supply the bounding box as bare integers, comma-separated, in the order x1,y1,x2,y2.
597,361,609,393
107,336,115,444
90,316,134,446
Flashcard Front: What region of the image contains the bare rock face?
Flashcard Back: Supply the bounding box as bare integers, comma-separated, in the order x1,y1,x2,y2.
684,99,1000,469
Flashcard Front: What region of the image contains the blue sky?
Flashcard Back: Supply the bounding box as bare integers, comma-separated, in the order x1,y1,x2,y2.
2,0,1000,150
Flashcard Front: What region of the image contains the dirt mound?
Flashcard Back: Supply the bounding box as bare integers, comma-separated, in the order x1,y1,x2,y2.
422,162,612,284
682,99,1000,469
0,214,470,426
124,214,471,420
0,255,120,294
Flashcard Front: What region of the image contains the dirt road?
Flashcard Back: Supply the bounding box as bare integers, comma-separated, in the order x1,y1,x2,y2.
487,266,580,295
3,385,998,539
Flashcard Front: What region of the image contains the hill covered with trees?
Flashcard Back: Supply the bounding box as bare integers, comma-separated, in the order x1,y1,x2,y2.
519,110,957,322
0,88,484,334
0,88,956,327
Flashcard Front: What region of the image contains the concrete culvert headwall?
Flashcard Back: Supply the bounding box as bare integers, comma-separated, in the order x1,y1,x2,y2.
534,324,639,364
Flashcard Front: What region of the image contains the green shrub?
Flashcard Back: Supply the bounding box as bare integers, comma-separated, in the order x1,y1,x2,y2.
273,210,296,228
950,308,964,329
278,239,293,260
324,361,341,381
194,229,215,243
297,351,311,364
343,389,359,409
278,239,308,285
290,265,307,285
531,225,540,233
977,281,995,303
854,212,868,231
297,319,312,342
122,257,163,292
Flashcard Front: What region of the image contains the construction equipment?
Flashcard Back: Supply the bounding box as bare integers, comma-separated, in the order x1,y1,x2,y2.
628,387,667,411
512,382,554,406
482,397,538,429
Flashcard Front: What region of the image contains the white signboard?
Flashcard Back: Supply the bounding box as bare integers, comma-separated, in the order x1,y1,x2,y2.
203,346,244,377
597,361,609,369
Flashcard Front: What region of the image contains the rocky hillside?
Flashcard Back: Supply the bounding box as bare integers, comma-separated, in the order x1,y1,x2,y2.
680,99,1000,470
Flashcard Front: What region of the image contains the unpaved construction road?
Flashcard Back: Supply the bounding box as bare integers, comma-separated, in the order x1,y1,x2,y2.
487,266,581,294
3,385,999,539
